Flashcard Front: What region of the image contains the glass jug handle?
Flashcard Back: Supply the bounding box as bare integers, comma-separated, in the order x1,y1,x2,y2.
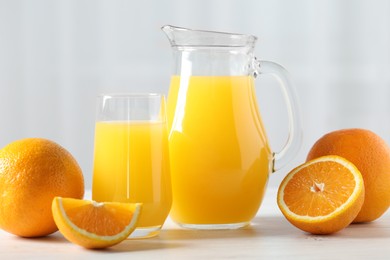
254,59,302,172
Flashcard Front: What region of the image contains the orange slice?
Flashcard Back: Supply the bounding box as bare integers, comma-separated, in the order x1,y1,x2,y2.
277,155,365,234
52,197,142,248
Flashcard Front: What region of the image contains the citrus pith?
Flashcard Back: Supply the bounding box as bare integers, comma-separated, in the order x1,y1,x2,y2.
307,128,390,222
52,197,142,249
277,155,365,234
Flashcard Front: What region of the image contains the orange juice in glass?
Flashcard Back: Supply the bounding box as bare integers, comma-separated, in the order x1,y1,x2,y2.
167,76,271,227
92,94,171,238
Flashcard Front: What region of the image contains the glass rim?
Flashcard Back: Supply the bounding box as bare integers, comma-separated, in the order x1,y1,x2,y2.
162,24,257,48
97,93,165,99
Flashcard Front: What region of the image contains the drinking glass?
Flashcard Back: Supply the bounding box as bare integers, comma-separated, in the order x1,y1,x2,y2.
92,93,171,238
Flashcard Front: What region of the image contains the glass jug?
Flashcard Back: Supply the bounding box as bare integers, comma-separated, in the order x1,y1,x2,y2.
162,25,301,229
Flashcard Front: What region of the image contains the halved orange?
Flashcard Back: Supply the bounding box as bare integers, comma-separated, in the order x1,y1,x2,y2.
277,155,365,234
52,197,142,249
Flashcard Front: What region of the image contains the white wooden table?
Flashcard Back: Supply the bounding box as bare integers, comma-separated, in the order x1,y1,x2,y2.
1,188,390,259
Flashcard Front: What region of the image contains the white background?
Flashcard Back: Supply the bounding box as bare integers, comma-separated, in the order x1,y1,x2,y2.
0,0,389,188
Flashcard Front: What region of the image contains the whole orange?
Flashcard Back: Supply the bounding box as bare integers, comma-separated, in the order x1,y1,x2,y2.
307,128,390,223
0,138,84,237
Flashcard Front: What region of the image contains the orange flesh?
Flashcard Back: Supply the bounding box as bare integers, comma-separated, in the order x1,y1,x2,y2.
63,203,133,236
283,161,356,217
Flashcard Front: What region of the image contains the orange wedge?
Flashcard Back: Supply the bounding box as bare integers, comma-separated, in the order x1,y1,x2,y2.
277,155,365,234
52,197,142,249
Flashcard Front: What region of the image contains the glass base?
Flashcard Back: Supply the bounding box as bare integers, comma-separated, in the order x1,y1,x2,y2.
128,225,162,239
176,221,250,230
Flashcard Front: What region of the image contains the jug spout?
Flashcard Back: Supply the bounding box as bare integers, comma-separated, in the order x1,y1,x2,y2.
161,25,177,46
161,25,257,48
